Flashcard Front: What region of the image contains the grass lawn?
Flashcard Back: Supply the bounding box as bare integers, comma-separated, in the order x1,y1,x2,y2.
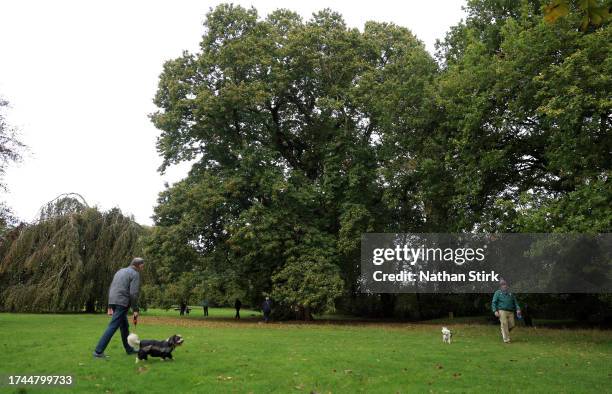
1,310,610,393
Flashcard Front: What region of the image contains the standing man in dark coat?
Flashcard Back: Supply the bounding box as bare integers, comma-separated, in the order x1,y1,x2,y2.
262,296,272,323
234,298,242,319
93,257,144,358
201,298,209,317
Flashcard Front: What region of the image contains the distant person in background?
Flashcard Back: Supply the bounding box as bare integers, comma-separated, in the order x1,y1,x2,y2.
93,257,144,358
262,296,272,323
491,279,521,343
202,298,209,317
234,298,242,319
180,301,187,316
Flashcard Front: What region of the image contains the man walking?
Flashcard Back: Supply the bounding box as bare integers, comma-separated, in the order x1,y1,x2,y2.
93,257,144,358
491,279,521,343
234,298,242,319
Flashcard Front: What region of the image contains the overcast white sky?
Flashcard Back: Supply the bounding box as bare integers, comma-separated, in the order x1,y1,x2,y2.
0,0,465,225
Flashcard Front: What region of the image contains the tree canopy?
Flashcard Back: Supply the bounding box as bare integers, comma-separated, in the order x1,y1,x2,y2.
0,196,144,312
146,1,610,319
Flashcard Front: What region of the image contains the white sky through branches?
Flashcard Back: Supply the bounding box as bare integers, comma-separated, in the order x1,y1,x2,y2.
0,0,465,225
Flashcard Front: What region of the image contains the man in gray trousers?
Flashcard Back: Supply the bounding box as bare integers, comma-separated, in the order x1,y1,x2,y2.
93,257,144,358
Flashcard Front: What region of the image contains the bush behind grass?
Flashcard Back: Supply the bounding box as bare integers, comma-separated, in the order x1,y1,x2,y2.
0,312,610,393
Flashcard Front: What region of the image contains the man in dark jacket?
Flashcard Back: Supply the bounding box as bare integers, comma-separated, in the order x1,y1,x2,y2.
234,299,242,319
262,297,272,323
93,257,144,358
201,298,209,316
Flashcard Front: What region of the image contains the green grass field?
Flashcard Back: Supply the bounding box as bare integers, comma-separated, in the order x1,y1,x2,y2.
1,309,610,393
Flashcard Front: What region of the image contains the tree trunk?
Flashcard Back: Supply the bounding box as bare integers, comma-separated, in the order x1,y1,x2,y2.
296,305,314,321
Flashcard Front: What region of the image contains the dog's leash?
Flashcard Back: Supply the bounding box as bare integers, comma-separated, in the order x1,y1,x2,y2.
108,307,138,326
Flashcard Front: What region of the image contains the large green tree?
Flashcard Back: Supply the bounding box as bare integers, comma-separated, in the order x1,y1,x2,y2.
433,0,611,321
0,196,145,312
433,0,611,233
148,5,436,317
148,2,610,320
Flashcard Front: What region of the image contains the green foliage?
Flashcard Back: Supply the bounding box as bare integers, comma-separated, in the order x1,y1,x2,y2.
148,2,611,319
544,0,610,30
271,232,344,317
434,0,611,233
147,4,435,316
0,197,144,312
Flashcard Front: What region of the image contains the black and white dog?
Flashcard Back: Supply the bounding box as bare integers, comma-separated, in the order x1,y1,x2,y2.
128,333,184,362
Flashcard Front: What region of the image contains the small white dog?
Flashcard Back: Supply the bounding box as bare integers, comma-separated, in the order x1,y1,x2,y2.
127,333,140,349
441,327,452,344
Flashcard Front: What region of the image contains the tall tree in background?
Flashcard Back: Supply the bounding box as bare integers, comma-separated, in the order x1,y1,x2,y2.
433,0,611,320
435,0,611,233
148,5,437,317
149,2,610,319
0,196,145,312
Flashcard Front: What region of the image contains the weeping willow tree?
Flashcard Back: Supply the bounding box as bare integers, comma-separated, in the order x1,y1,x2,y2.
0,195,145,312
